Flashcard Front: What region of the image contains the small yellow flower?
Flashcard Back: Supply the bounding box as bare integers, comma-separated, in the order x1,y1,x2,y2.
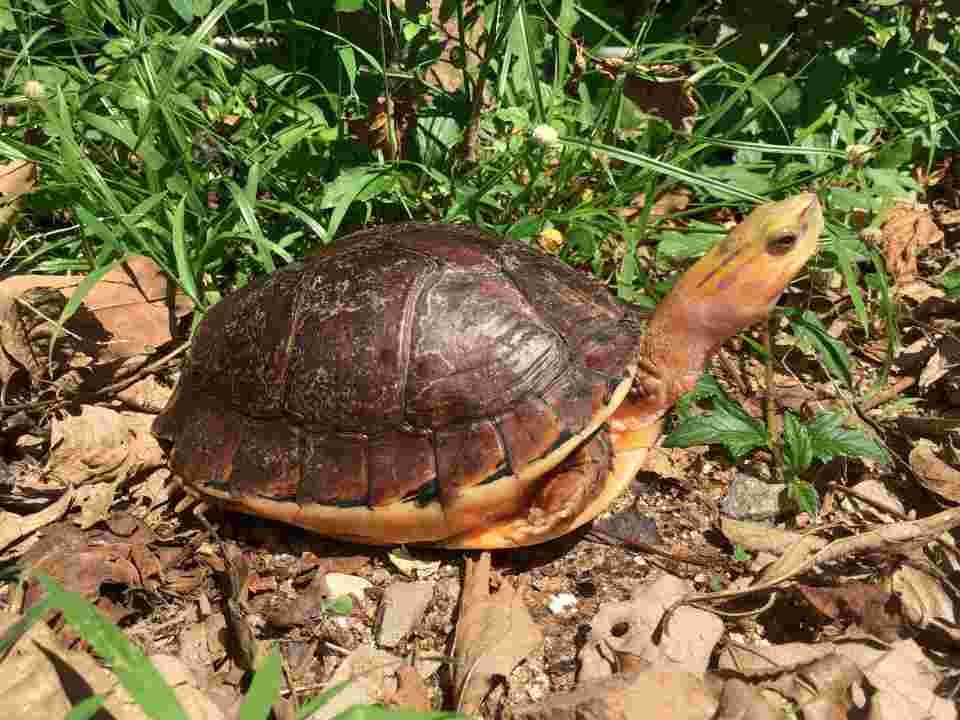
538,228,564,254
531,124,560,147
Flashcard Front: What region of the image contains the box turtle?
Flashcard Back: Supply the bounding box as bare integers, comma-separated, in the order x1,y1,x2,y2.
153,194,821,548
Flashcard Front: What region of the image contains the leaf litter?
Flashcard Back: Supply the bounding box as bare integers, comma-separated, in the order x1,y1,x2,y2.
0,188,959,718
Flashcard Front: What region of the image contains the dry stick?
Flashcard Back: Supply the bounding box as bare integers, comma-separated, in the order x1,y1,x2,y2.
668,506,960,614
0,340,190,414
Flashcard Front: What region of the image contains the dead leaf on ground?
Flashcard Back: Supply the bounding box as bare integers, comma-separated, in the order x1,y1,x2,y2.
874,204,944,285
0,255,191,385
721,518,828,556
719,639,956,720
310,646,404,720
45,406,166,527
383,663,433,712
0,160,36,230
452,551,543,714
512,670,718,720
909,442,960,502
17,516,188,609
579,574,723,682
794,582,907,641
0,485,72,553
889,564,956,629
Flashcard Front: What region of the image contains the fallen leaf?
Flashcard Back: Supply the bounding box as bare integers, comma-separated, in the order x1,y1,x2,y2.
45,407,165,527
0,256,191,385
383,664,433,712
721,517,827,556
387,545,442,579
794,582,906,641
579,574,723,682
909,442,960,502
310,646,403,720
876,204,944,285
512,670,718,720
0,486,73,553
890,564,956,629
452,551,543,714
0,609,151,720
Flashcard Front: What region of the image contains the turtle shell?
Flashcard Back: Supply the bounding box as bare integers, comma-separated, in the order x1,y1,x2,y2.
154,223,645,541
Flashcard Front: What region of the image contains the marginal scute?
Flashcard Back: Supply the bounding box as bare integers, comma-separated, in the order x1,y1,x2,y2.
496,395,564,469
229,416,302,499
435,420,507,492
166,396,242,491
540,366,604,433
299,435,368,506
367,431,436,505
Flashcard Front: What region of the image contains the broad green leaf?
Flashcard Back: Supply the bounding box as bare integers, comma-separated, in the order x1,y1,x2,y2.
335,0,364,11
238,649,283,720
788,480,819,518
656,225,723,259
168,0,193,23
326,595,354,616
65,696,107,720
78,112,167,171
170,195,199,304
665,392,768,460
788,309,853,388
33,573,189,720
805,412,890,464
782,412,813,473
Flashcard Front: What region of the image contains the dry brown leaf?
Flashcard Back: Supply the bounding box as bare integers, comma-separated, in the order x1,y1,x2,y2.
311,646,404,720
383,664,433,712
719,640,956,720
0,160,36,229
0,256,191,384
622,66,699,133
794,583,906,641
714,679,782,720
512,670,718,720
579,574,723,682
0,609,150,720
0,486,72,553
909,442,960,502
453,552,543,714
877,204,945,285
918,350,951,389
721,517,828,556
19,517,169,606
889,565,956,628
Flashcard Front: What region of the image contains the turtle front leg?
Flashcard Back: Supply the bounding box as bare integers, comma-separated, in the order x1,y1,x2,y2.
439,432,613,549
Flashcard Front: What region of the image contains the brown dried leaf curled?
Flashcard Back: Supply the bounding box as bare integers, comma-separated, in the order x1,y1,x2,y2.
453,552,543,714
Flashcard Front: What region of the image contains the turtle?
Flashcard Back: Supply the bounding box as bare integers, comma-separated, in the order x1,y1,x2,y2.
153,193,822,549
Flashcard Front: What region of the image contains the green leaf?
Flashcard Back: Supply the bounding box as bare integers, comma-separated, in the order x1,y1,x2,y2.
335,0,364,11
943,270,960,297
238,649,283,720
782,412,813,473
65,696,107,720
0,0,15,31
325,595,354,616
665,391,768,460
805,412,890,465
787,309,853,388
33,573,190,720
788,480,819,517
168,0,193,23
656,225,724,259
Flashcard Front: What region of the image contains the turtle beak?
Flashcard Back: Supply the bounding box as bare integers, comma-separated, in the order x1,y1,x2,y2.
666,193,822,336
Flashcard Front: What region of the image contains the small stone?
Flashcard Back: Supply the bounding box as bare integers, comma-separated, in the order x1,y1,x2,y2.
548,593,578,615
721,472,787,520
377,582,435,648
323,573,372,604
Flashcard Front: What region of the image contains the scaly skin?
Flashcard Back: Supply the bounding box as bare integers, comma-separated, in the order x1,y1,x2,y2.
443,193,822,548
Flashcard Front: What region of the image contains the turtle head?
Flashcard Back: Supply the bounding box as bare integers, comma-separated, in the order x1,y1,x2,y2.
640,193,822,402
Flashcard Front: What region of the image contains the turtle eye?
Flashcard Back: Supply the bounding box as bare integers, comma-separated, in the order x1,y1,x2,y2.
767,231,798,256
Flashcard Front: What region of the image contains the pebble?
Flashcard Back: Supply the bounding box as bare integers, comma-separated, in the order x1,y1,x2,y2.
547,593,578,615
323,573,373,604
377,581,435,648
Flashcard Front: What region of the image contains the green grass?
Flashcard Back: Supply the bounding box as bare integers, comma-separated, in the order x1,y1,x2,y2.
0,0,957,715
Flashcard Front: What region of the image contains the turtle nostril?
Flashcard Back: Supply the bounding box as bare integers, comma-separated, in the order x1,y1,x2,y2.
611,621,630,637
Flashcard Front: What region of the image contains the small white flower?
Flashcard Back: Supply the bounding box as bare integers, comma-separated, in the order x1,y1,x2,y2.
531,124,560,147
